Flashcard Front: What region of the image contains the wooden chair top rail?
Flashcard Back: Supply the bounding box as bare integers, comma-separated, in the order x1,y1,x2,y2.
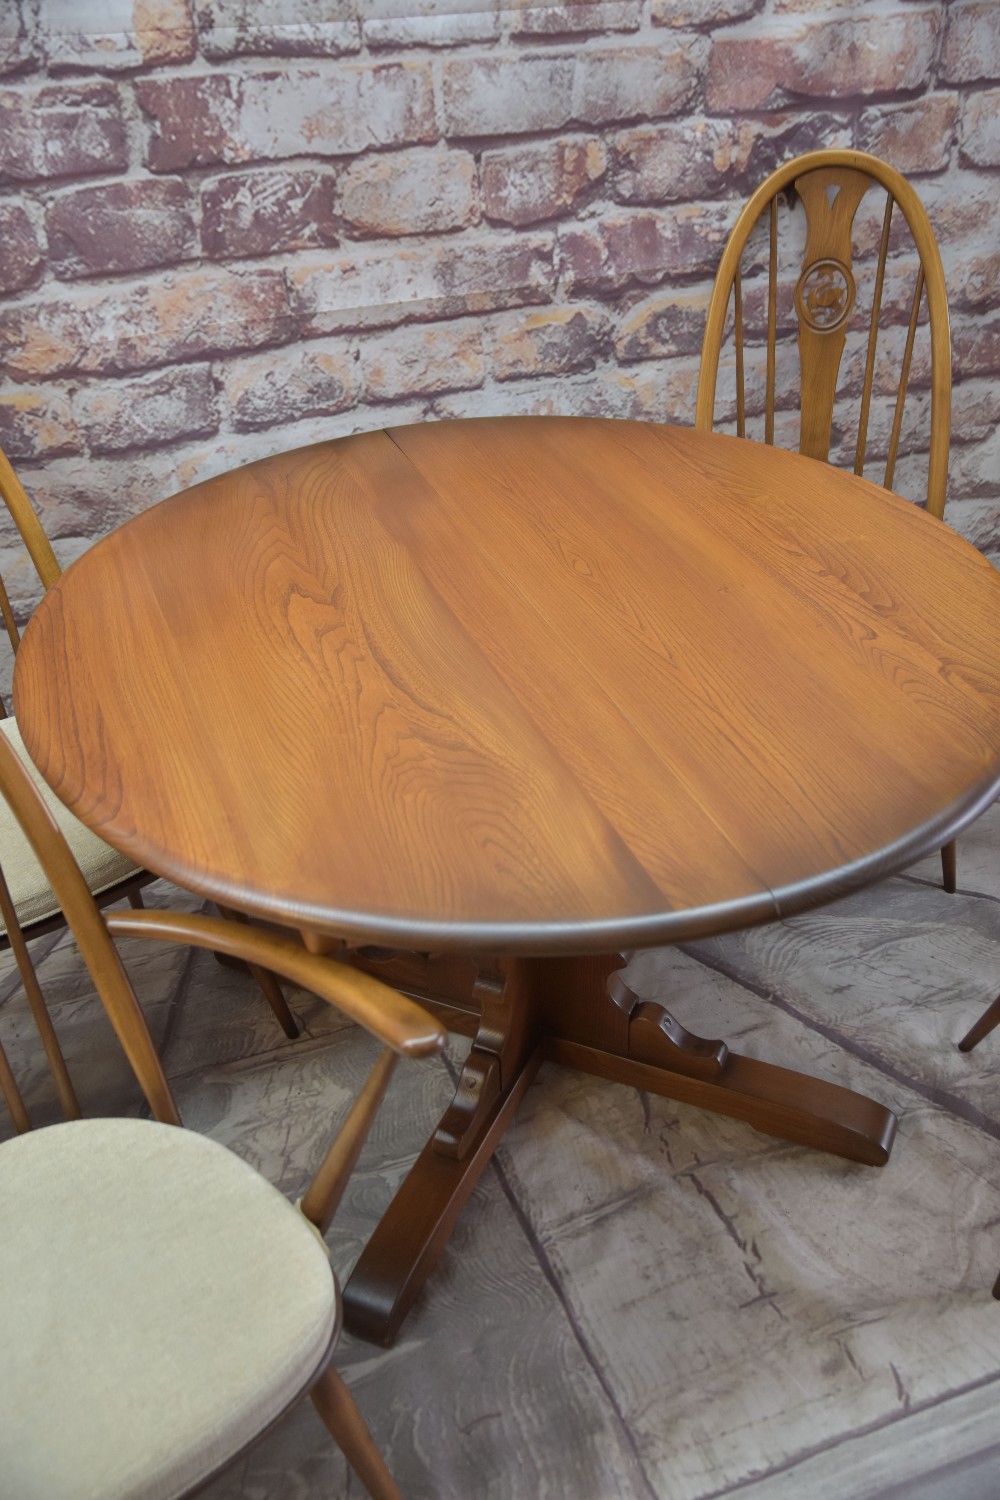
0,445,61,712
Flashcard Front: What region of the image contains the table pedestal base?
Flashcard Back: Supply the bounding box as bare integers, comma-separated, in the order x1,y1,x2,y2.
341,950,897,1347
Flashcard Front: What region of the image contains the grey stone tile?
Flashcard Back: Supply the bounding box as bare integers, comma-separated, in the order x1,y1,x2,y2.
185,1026,650,1500
905,797,1000,899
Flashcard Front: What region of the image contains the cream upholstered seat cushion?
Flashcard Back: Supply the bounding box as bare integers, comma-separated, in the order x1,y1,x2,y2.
0,1118,339,1500
0,716,140,935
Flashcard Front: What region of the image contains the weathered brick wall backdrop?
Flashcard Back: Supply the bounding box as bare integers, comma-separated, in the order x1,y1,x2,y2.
1,0,998,618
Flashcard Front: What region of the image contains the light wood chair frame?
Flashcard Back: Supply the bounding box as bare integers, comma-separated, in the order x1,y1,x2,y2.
696,148,956,893
0,445,297,1127
0,724,447,1498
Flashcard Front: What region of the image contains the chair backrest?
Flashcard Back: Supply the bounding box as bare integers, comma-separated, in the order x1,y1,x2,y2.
695,148,951,519
0,446,60,713
0,728,447,1233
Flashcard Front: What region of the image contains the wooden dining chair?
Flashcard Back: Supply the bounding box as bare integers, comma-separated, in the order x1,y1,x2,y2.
696,148,956,893
0,724,447,1498
0,444,297,1129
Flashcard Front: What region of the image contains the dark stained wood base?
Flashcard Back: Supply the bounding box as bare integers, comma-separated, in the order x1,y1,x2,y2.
342,949,898,1346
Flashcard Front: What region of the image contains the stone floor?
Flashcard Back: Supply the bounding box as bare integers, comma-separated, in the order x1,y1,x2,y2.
2,805,1000,1500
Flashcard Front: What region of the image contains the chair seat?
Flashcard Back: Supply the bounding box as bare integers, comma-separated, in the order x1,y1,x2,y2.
0,717,140,935
0,1118,339,1500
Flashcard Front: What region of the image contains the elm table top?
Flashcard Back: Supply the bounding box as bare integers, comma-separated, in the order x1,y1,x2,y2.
14,417,1000,954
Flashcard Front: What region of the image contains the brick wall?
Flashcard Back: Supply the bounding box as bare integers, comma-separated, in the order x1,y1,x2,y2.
1,0,998,617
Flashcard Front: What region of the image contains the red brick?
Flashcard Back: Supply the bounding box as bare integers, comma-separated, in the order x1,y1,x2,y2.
944,430,1000,501
576,365,669,422
482,138,606,227
492,306,608,380
512,1,641,38
953,312,1000,379
44,0,195,70
559,206,732,293
289,234,555,335
442,46,700,138
653,0,759,22
895,172,1000,251
0,83,126,183
941,1,1000,84
615,290,711,362
363,0,500,50
0,267,293,378
961,88,1000,167
950,379,1000,442
0,203,41,293
707,11,940,111
76,366,218,454
0,391,80,460
950,251,1000,312
443,53,575,137
194,0,359,59
858,95,959,175
201,168,337,258
614,113,853,204
614,120,733,204
46,179,197,279
0,4,37,75
433,380,570,422
135,75,241,172
947,496,1000,555
137,65,434,172
224,342,358,430
341,148,478,236
579,44,704,122
362,322,484,399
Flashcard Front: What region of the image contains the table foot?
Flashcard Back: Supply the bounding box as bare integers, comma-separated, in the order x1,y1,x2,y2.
545,1038,896,1165
591,968,897,1166
342,1043,543,1346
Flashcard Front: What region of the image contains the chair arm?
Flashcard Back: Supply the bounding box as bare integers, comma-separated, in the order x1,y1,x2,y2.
105,909,447,1058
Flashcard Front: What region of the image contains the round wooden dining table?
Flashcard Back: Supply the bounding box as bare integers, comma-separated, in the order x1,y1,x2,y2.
15,416,1000,1345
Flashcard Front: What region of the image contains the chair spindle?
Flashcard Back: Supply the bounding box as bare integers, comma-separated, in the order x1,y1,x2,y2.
734,264,746,439
884,264,924,492
300,1046,399,1234
0,1034,31,1132
765,198,778,445
855,193,894,478
0,858,80,1121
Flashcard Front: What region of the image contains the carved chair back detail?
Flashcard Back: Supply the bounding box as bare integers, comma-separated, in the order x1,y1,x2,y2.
696,148,951,521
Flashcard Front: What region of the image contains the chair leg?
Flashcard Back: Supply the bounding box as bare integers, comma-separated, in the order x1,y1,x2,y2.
246,958,300,1039
958,993,1000,1053
993,1270,1000,1301
216,904,300,1039
126,889,145,910
310,1365,402,1500
0,1035,31,1132
941,839,957,894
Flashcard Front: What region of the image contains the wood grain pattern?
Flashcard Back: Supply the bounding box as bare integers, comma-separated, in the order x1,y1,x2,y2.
13,418,1000,957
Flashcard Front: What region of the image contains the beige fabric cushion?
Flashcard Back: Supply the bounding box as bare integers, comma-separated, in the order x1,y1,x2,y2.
0,716,140,935
0,1118,338,1500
